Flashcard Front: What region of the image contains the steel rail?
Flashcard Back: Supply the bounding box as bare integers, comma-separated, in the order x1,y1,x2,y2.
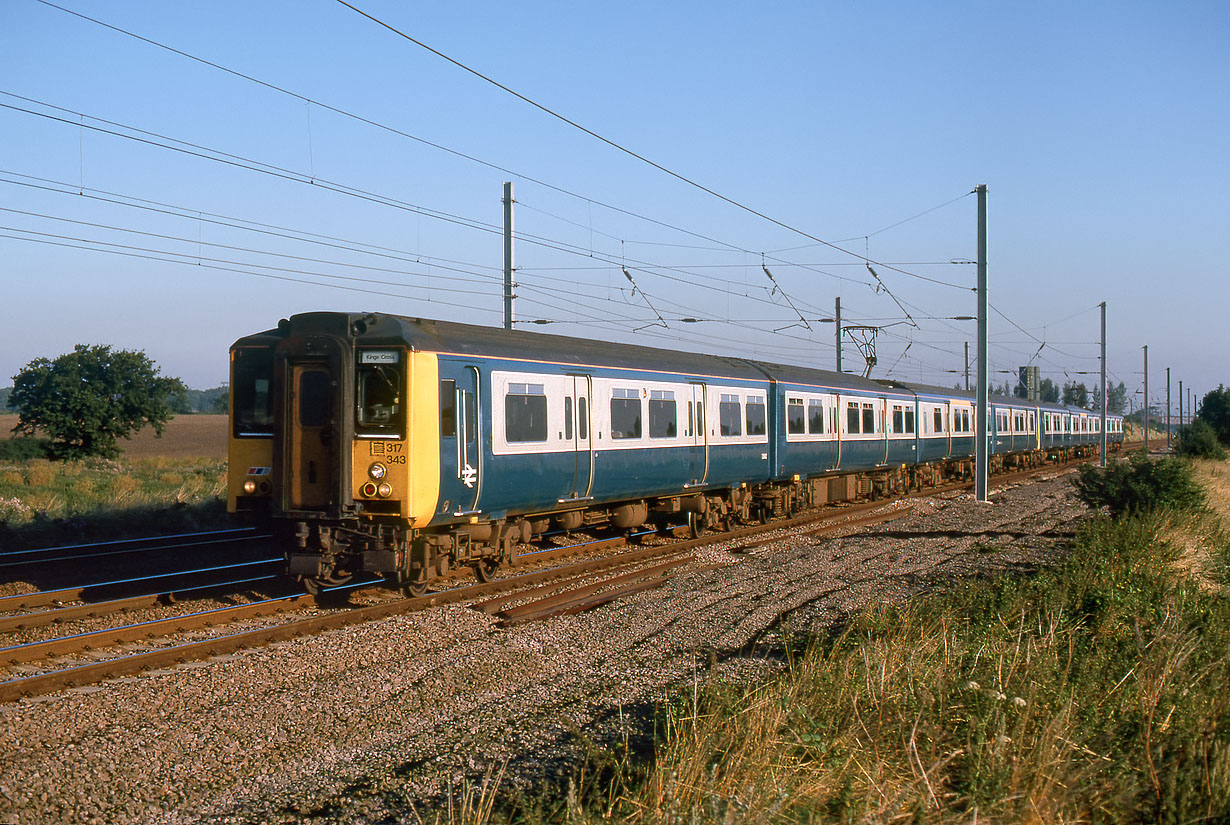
0,574,281,633
0,558,282,611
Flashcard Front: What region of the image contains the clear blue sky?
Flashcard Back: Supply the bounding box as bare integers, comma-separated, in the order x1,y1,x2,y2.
2,0,1226,415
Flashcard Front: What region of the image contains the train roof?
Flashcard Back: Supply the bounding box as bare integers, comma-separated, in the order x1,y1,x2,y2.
233,313,1121,419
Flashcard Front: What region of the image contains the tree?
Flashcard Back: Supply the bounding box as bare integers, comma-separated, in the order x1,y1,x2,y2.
1062,381,1089,408
9,345,187,460
1108,381,1127,414
1039,378,1059,403
1197,385,1230,445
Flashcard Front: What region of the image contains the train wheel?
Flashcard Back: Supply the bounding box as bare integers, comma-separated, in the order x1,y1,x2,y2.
301,572,352,597
686,511,702,539
400,574,429,598
473,558,499,583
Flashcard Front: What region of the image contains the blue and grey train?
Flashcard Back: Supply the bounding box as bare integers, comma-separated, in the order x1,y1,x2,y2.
226,312,1123,594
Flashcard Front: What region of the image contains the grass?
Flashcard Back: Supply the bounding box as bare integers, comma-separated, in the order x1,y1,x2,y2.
468,460,1230,824
0,415,231,550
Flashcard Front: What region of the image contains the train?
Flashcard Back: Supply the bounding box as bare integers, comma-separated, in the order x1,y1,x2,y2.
226,311,1123,595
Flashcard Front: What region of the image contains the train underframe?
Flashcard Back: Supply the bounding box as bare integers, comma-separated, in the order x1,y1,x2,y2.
286,442,1119,597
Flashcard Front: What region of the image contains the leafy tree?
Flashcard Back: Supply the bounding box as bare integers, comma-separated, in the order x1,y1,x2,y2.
1198,385,1230,445
8,345,187,460
1039,378,1059,403
1062,381,1089,408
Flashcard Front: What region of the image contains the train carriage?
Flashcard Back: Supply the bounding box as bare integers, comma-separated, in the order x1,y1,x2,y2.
229,311,1124,595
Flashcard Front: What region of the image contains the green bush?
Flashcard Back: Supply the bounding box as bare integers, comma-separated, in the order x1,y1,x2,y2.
1074,452,1205,516
0,437,50,461
1176,419,1228,460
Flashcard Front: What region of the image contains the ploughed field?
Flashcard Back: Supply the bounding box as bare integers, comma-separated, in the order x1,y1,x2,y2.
0,414,228,460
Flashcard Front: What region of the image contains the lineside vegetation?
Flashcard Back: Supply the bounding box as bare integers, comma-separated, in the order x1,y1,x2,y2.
481,455,1230,824
0,457,227,550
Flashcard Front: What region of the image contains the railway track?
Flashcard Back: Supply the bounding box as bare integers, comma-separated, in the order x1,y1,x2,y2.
0,527,271,568
0,450,1120,704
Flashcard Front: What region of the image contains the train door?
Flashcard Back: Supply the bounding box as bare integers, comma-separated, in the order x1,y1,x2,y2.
441,367,483,516
879,397,889,465
688,383,709,485
567,375,594,499
287,362,335,510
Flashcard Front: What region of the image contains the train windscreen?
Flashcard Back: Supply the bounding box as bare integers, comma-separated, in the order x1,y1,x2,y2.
233,348,276,437
356,351,404,437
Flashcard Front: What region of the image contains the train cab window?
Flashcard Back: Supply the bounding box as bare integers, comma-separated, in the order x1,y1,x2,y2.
862,403,876,435
847,402,861,434
440,380,457,436
564,396,573,441
719,394,742,437
787,398,806,435
232,347,275,437
356,356,403,436
506,383,548,443
611,388,642,439
746,395,767,436
649,390,677,438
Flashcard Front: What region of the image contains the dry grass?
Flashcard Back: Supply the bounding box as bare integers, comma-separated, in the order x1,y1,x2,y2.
520,470,1230,825
0,414,227,459
579,513,1230,824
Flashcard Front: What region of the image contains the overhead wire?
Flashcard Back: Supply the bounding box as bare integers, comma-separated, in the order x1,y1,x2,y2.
333,1,973,293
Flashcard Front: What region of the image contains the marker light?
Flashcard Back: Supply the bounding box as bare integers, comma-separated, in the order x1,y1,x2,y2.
377,483,393,498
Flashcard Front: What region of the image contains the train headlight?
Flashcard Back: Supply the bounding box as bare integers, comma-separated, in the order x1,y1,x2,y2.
369,462,387,480
242,480,257,494
377,482,393,498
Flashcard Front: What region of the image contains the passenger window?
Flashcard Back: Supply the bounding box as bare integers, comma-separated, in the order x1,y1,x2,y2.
847,402,860,434
505,382,547,443
892,407,903,434
787,398,805,435
808,400,824,434
578,397,588,440
746,396,766,436
905,409,915,434
862,404,876,435
719,394,742,437
564,396,573,441
649,390,677,438
611,388,642,439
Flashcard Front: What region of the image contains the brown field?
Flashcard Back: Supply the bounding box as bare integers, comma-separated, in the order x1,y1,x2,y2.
0,414,228,459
